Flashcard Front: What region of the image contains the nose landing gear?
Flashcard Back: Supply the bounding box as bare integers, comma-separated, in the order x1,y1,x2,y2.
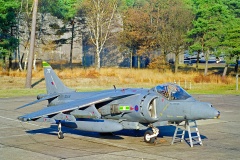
144,124,159,144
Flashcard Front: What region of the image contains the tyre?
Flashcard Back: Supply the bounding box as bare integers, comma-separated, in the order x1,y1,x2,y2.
144,130,156,143
58,131,64,139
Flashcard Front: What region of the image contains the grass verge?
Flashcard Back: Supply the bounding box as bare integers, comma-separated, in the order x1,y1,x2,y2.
0,83,239,98
0,65,239,98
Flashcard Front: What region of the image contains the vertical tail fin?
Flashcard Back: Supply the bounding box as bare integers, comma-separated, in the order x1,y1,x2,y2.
43,61,75,94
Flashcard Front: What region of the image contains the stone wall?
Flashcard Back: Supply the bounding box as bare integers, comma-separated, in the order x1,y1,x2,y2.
18,13,84,63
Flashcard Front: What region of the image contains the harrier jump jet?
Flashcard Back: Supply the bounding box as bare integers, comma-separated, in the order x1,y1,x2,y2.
18,61,220,144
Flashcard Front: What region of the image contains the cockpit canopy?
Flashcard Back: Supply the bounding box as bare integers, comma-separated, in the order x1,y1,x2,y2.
154,83,191,100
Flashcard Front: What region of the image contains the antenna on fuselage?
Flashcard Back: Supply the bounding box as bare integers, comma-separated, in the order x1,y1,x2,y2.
113,85,116,91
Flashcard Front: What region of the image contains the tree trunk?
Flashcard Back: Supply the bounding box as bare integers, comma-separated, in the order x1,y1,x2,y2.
2,56,6,71
235,58,239,74
25,0,38,88
204,60,208,76
196,50,200,71
204,50,209,76
95,47,100,70
17,46,23,71
95,8,100,70
138,56,140,69
130,51,132,69
222,63,228,77
8,52,12,70
17,0,23,71
24,51,28,71
174,53,179,73
33,54,36,71
69,19,75,69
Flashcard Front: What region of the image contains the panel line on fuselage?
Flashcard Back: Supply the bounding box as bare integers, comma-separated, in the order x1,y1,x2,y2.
159,103,170,116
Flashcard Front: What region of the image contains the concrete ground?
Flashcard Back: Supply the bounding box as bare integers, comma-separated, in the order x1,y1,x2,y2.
0,95,239,160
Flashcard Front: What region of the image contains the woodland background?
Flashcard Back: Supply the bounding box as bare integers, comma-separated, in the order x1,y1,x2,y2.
0,0,239,76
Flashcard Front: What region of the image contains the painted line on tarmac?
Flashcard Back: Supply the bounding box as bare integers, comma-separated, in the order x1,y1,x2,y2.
0,116,46,139
0,115,42,127
0,126,16,129
0,134,33,139
0,115,21,122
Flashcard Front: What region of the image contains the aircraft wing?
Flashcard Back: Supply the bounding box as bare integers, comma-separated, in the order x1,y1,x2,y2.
16,93,59,110
18,90,136,121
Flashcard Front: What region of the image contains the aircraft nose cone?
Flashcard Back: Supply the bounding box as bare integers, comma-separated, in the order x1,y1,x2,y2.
190,103,220,120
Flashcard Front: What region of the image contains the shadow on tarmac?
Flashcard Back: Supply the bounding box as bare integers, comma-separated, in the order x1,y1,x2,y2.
26,125,207,143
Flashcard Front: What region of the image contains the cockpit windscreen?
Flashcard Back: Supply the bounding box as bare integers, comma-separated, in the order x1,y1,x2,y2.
155,83,191,100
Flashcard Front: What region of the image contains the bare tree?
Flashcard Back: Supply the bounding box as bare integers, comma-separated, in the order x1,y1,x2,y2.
82,0,118,69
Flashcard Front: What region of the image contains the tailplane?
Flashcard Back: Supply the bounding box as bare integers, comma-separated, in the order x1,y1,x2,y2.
43,61,75,94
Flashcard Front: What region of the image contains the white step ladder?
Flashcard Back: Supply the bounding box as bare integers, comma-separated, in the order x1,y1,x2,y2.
171,120,203,147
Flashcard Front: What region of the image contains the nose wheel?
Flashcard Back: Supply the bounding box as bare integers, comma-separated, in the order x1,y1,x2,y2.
58,122,64,139
144,124,159,144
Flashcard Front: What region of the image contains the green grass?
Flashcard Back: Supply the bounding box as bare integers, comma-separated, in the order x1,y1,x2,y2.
187,84,240,95
0,89,46,98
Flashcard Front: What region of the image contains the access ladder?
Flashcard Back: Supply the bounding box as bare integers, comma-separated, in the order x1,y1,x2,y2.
171,120,203,147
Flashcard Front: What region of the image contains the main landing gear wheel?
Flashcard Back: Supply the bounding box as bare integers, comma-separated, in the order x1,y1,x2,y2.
58,131,64,139
58,122,64,139
144,124,159,144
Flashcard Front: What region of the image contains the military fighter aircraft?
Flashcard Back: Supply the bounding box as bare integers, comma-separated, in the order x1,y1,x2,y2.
18,61,220,144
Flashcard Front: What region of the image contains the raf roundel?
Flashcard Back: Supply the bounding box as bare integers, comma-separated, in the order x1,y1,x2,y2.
135,105,139,112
